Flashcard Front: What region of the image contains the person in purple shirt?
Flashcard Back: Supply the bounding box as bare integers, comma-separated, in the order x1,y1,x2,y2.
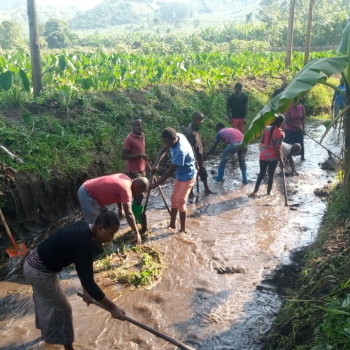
206,123,248,184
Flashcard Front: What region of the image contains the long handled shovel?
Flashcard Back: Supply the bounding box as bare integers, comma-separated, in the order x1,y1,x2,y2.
0,207,28,257
77,293,197,350
281,169,288,207
304,132,340,159
140,176,154,235
146,162,170,215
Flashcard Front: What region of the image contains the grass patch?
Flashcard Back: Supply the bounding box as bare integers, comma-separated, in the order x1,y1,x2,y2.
265,184,350,350
94,231,165,288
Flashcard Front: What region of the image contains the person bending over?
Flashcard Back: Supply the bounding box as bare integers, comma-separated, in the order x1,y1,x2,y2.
24,210,125,350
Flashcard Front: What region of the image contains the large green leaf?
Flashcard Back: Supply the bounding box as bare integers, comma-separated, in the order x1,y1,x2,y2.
242,56,349,147
0,70,13,91
19,69,30,92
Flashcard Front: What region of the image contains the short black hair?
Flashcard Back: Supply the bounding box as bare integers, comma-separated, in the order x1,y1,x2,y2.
162,127,177,140
234,83,243,89
94,209,120,229
192,111,204,121
216,122,225,131
132,116,142,122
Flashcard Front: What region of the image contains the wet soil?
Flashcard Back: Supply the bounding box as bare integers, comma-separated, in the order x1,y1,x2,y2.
0,123,341,350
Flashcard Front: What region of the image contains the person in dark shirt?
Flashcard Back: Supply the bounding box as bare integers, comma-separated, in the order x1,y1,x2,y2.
226,82,248,133
24,210,124,350
271,82,288,99
186,111,213,196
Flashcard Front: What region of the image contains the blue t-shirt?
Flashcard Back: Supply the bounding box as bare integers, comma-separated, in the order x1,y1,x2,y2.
170,133,196,181
334,84,346,105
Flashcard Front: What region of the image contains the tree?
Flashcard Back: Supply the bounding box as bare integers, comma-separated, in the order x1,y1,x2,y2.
304,0,314,64
0,21,25,50
44,18,76,49
27,0,43,97
285,0,296,67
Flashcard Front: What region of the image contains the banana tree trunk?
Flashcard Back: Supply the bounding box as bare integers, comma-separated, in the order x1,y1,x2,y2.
285,0,296,67
27,0,43,97
304,0,314,65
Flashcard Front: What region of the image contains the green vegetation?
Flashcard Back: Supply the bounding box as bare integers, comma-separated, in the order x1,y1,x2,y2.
0,49,336,179
266,185,350,350
94,235,164,287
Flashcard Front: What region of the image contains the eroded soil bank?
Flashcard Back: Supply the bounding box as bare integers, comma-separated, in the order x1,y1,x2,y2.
0,123,341,350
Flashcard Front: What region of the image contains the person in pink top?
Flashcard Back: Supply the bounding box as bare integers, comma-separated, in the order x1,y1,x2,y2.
249,114,285,198
206,123,248,184
122,117,148,206
78,173,149,244
284,97,306,161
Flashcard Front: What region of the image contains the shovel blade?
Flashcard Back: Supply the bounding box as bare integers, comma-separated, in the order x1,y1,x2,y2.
5,242,28,257
140,213,147,234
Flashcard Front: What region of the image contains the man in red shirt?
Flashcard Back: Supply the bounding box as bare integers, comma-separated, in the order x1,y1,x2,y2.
226,83,248,133
122,117,148,207
78,173,149,244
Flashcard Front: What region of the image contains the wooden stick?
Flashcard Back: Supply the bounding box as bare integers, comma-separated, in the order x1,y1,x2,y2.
0,145,24,164
77,293,197,350
304,132,340,160
281,169,288,206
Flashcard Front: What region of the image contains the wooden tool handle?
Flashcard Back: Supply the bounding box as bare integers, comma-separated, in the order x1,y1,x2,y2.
77,293,197,350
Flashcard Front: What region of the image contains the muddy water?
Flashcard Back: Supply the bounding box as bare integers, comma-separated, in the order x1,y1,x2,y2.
0,124,341,350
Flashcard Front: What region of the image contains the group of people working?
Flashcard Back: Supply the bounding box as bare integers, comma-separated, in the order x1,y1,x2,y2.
23,84,307,350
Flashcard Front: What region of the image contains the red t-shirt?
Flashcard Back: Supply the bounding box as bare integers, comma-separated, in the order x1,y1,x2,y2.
259,126,284,161
83,174,132,206
123,132,146,173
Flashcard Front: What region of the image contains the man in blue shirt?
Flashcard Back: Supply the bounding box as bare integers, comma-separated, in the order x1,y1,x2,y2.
151,128,197,233
331,78,346,128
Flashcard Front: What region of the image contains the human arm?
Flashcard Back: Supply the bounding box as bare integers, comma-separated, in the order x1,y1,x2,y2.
82,288,125,320
205,141,220,159
117,202,124,219
331,92,336,108
151,145,168,174
287,154,297,174
123,203,141,245
149,163,177,190
244,96,248,120
301,106,306,133
226,98,231,120
122,149,148,161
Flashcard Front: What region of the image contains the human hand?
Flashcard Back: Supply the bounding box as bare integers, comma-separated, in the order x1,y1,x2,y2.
140,154,148,161
110,305,126,321
149,182,158,190
280,162,285,170
82,292,93,306
118,210,125,219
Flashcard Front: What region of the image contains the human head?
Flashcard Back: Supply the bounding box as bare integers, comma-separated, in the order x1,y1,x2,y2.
93,210,120,244
132,117,143,135
291,143,301,156
131,177,149,195
234,83,243,96
162,127,177,148
272,114,285,128
292,97,300,106
215,122,225,132
192,111,204,127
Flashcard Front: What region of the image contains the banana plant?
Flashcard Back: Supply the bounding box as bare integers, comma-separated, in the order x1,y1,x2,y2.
242,22,350,194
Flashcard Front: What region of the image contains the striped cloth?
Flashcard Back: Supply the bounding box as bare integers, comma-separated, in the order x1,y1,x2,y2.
24,249,74,345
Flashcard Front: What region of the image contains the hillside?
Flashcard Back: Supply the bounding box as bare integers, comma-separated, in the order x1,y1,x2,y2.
69,0,261,30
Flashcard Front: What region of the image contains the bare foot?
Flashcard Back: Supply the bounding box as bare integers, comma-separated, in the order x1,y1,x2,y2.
167,225,176,232
248,192,258,198
204,189,215,195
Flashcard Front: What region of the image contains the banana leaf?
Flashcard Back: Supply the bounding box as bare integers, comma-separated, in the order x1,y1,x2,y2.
242,56,349,147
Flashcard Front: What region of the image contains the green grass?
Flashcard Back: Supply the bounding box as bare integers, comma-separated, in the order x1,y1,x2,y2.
265,184,350,350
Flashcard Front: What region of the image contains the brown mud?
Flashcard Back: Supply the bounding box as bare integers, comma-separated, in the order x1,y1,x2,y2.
0,123,342,350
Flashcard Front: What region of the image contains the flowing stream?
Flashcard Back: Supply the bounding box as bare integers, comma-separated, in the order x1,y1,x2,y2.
0,124,341,350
